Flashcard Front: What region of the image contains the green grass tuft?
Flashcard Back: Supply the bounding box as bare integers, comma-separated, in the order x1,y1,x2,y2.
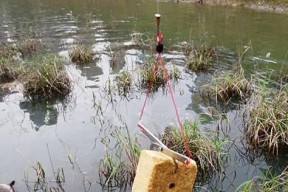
202,65,253,102
69,43,94,64
21,54,71,99
160,120,228,181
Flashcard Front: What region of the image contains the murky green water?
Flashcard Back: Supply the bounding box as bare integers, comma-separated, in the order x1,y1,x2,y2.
0,0,288,191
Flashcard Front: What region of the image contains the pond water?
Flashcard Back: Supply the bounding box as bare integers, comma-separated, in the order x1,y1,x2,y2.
0,0,288,191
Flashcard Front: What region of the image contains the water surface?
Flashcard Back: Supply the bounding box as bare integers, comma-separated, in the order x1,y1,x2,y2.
0,0,288,191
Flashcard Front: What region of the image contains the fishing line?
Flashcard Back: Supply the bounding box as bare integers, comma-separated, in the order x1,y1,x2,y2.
156,0,159,14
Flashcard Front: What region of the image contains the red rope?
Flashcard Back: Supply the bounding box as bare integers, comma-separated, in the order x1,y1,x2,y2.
138,53,192,159
138,56,159,121
158,55,192,158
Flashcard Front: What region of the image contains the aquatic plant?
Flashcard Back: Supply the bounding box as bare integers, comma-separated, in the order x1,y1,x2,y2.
99,126,140,189
0,41,43,82
69,43,93,64
21,54,71,99
16,39,44,58
236,167,288,192
0,45,18,59
0,57,22,82
116,71,132,95
179,34,218,72
24,161,65,192
245,84,288,155
185,42,217,72
139,60,180,90
202,65,252,103
99,153,128,188
160,120,229,181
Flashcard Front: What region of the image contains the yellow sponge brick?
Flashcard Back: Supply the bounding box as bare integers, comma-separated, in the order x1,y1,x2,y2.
132,150,197,192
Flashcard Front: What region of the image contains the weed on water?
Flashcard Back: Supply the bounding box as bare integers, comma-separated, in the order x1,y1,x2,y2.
24,161,66,192
202,64,253,103
245,82,288,156
177,34,217,72
160,119,230,181
99,125,140,190
116,71,132,96
21,54,71,99
139,58,180,91
236,167,288,192
69,43,94,64
0,46,24,82
0,57,23,82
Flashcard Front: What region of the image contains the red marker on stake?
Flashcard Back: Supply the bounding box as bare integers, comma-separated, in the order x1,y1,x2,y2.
155,14,163,53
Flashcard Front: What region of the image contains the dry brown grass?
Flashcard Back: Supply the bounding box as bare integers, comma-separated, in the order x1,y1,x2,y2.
245,84,288,155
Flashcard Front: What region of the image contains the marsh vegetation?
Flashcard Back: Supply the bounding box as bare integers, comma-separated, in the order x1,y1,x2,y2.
160,119,230,181
69,43,94,64
21,55,71,99
1,1,288,191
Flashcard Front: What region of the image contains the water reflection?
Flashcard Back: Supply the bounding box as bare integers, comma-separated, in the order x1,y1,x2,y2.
19,99,69,131
77,62,103,82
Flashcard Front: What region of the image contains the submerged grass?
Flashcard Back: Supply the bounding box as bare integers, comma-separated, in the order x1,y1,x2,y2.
202,65,253,103
99,125,140,189
160,120,229,181
69,43,94,64
24,161,65,192
21,54,71,99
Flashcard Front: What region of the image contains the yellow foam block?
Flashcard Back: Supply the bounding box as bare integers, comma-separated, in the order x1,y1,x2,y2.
132,150,197,192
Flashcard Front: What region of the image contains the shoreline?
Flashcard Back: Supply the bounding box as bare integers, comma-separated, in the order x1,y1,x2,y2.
176,0,288,14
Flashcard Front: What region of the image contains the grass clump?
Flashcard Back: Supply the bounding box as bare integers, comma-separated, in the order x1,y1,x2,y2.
21,54,71,99
0,45,18,59
139,60,180,90
185,44,216,72
181,35,216,72
116,71,132,95
0,57,22,82
245,84,288,155
160,120,228,180
69,43,94,64
0,45,24,82
202,65,253,102
16,39,44,57
236,167,288,192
